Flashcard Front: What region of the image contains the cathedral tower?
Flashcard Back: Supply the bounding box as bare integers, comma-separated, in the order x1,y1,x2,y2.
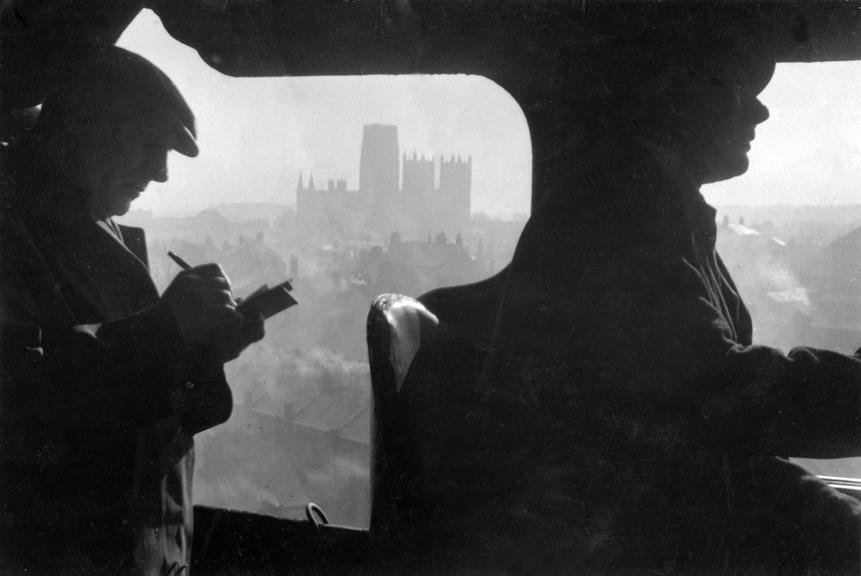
402,151,435,197
359,124,399,202
439,155,472,234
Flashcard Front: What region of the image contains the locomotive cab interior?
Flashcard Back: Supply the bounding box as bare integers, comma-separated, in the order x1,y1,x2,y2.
2,1,861,574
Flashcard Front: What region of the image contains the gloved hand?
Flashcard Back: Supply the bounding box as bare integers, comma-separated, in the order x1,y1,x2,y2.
162,263,264,364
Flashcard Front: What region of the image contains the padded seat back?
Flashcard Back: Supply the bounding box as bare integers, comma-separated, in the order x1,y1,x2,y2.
366,294,439,553
366,271,509,569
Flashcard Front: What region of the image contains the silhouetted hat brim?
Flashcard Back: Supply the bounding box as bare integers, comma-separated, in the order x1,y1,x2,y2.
39,44,199,157
174,125,199,157
559,4,776,96
160,112,199,157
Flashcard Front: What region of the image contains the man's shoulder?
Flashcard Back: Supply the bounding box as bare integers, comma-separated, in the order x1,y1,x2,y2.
522,203,683,268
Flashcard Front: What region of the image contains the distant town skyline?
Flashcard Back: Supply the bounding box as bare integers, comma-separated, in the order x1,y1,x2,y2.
118,9,860,219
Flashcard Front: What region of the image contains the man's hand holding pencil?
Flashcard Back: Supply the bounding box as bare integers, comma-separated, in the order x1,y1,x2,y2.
162,252,268,364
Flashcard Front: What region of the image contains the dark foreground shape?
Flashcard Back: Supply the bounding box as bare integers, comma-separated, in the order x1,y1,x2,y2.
192,506,370,576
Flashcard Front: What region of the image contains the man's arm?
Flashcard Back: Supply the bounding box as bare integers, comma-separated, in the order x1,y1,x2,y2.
488,221,861,460
0,227,243,434
642,259,861,458
42,303,234,433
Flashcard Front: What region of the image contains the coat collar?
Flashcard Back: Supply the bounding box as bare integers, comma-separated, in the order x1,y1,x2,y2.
52,212,159,322
11,152,160,323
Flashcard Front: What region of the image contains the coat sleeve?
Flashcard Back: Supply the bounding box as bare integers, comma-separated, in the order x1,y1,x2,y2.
47,306,232,433
488,221,861,461
620,257,861,458
0,222,232,435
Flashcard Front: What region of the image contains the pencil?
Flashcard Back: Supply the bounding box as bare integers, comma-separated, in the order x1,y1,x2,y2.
167,251,192,270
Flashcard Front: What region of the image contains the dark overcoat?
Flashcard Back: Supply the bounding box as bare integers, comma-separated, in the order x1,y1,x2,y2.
0,147,232,575
400,139,861,575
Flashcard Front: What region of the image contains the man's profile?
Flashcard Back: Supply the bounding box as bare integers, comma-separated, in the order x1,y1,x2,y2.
398,14,861,575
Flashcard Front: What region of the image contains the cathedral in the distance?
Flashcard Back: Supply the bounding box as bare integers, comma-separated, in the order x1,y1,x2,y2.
296,124,471,242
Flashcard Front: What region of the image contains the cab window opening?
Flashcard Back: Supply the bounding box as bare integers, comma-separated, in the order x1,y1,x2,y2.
117,9,531,527
116,9,861,527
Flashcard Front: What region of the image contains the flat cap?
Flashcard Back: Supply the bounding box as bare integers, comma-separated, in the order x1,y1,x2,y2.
38,44,198,157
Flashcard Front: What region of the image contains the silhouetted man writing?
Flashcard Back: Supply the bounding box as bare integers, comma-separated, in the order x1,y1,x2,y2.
0,45,263,575
400,19,861,576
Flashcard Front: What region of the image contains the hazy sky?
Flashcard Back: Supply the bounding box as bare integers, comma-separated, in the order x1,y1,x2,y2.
118,9,860,218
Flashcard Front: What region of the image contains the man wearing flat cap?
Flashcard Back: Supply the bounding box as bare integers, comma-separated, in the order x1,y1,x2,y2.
398,7,861,575
0,45,263,574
